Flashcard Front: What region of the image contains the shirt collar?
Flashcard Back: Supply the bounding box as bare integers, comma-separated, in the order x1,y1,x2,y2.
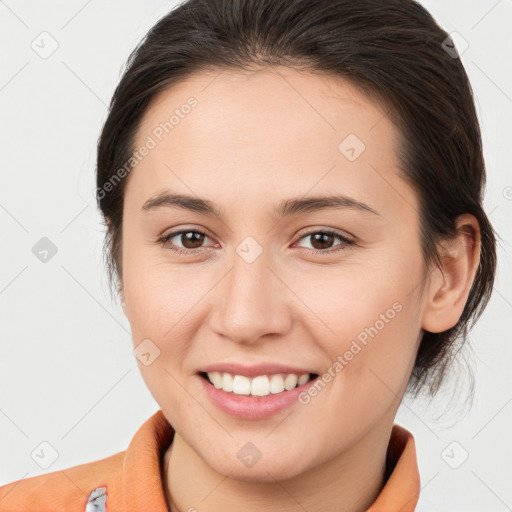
366,423,421,511
96,410,420,511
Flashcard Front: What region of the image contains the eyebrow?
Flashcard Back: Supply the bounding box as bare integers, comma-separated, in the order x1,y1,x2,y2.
141,191,379,218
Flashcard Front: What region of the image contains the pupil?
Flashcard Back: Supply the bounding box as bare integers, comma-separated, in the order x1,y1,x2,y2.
311,233,333,250
182,231,204,249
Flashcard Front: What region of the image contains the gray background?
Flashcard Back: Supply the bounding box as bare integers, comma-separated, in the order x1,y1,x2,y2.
0,1,511,509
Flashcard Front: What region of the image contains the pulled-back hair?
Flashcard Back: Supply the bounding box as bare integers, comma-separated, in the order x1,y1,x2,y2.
96,0,497,399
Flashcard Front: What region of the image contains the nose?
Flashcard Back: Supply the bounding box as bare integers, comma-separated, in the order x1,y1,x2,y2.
208,248,292,346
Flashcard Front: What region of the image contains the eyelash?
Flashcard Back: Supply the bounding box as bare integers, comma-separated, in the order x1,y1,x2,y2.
156,228,355,256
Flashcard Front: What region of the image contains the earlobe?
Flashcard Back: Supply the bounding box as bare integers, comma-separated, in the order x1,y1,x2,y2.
421,214,481,333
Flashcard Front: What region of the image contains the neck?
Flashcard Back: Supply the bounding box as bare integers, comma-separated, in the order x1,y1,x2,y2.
163,422,392,512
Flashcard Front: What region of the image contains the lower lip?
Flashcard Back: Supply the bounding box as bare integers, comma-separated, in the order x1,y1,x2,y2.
198,374,317,420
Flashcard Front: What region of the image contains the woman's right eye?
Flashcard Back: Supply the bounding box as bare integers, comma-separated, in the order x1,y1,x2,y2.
157,229,214,254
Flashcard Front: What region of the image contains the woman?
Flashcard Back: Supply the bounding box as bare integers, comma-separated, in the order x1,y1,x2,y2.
0,0,497,510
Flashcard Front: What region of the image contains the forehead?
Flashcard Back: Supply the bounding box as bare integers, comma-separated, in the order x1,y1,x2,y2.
127,66,412,218
135,66,395,150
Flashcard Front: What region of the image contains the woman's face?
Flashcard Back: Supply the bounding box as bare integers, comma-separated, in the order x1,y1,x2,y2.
121,67,429,480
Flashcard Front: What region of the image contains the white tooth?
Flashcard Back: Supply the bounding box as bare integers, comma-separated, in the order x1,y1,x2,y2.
297,373,310,386
251,375,270,396
215,372,307,395
222,372,233,392
232,375,251,395
207,371,223,389
284,374,298,390
269,374,285,394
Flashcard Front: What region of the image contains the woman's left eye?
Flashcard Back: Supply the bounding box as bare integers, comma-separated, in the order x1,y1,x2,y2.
157,229,355,255
294,230,355,254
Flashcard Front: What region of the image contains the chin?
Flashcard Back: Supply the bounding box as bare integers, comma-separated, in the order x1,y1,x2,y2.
221,463,308,483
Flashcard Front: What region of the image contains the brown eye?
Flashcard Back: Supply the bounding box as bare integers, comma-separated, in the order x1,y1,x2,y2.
177,231,206,249
309,232,336,250
158,229,213,254
295,230,355,255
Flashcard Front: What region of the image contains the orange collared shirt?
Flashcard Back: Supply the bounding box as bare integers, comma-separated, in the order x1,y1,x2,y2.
0,410,421,511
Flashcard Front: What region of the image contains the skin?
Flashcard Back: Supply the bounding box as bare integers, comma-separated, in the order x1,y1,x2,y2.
120,66,481,512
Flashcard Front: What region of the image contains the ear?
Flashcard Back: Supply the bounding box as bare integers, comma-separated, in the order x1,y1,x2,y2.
421,214,481,333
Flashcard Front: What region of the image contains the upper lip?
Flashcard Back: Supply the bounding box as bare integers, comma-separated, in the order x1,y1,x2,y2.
199,362,317,378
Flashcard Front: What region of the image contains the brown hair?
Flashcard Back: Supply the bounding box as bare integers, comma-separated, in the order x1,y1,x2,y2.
96,0,497,399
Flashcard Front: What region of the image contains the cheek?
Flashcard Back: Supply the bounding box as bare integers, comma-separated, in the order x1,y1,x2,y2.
122,258,201,423
122,232,195,341
295,285,423,459
121,243,200,411
291,247,424,355
294,249,424,411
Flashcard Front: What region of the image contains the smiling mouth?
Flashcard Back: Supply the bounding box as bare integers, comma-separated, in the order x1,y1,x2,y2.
199,371,319,397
